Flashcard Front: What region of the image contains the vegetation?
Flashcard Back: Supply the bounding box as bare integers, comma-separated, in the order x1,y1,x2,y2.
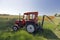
54,13,60,17
0,15,60,40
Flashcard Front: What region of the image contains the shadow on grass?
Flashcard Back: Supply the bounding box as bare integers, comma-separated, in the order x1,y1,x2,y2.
33,29,60,40
0,28,60,40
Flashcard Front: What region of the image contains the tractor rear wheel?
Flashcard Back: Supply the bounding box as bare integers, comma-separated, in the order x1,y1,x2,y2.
26,23,37,33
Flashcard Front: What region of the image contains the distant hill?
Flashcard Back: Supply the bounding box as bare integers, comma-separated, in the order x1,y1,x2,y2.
0,14,10,16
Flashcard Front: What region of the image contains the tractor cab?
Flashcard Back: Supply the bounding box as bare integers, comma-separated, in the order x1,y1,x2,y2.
23,12,38,22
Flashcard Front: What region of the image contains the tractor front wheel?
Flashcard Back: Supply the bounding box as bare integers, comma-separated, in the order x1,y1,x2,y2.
12,26,19,31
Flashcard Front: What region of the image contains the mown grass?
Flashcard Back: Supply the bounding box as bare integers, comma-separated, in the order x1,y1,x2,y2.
0,16,60,40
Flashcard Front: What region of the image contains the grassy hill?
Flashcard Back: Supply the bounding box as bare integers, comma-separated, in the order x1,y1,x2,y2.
0,15,60,40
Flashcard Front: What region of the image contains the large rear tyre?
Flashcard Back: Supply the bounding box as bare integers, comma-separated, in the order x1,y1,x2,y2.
26,23,37,33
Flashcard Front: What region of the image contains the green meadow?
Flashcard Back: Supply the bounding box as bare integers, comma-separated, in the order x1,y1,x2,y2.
0,16,60,40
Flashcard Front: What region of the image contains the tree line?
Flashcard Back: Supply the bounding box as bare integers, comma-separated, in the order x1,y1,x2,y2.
0,14,10,16
54,13,60,17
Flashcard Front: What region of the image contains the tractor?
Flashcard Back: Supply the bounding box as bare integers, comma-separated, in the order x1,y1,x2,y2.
12,12,53,33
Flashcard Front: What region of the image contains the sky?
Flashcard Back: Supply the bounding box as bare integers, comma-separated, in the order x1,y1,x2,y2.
0,0,60,15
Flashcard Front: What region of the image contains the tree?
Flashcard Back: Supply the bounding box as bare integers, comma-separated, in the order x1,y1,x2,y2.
54,13,57,17
58,14,60,17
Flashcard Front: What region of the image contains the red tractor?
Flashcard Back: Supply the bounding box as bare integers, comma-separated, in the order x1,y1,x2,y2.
12,12,53,33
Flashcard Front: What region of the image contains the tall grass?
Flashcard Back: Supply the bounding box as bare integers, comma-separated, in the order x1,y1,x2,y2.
0,16,60,40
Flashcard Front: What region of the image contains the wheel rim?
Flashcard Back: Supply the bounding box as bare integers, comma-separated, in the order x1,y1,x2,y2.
13,27,17,31
27,25,35,33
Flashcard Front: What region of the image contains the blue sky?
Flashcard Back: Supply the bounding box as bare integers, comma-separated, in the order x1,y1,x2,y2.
0,0,60,15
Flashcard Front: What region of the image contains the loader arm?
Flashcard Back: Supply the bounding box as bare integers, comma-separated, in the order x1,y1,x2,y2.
41,15,55,27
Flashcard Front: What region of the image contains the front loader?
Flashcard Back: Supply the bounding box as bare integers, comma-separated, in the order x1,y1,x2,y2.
12,12,54,33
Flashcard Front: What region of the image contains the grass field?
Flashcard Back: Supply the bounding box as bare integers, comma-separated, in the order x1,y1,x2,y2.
0,15,60,40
